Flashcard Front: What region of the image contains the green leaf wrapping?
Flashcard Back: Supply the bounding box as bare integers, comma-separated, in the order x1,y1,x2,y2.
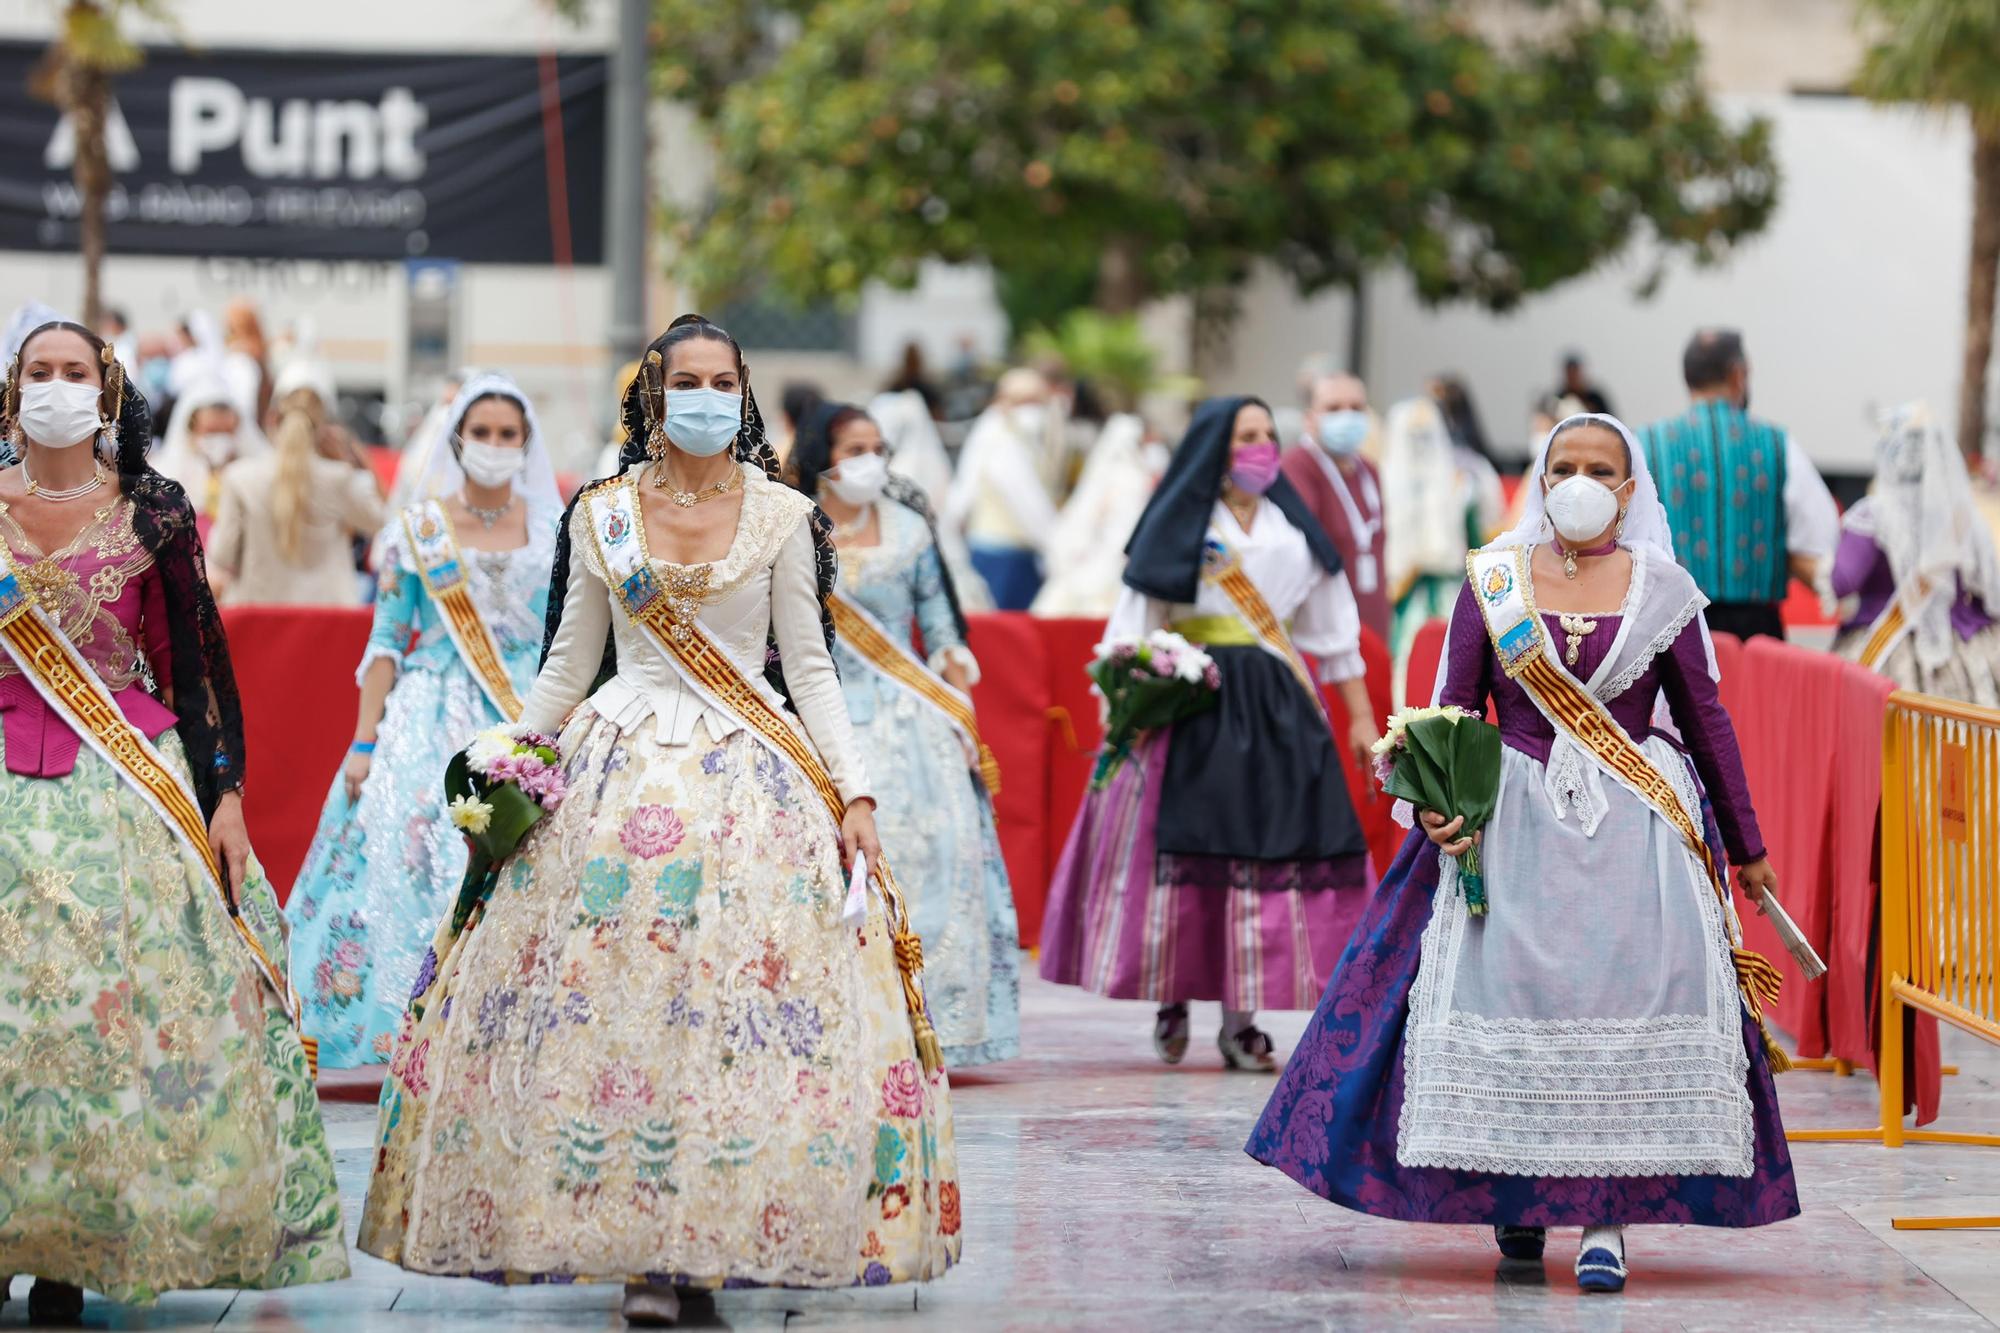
1087,657,1220,789
442,748,548,933
1381,711,1504,912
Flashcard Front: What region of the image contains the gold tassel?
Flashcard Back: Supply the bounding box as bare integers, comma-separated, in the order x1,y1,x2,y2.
878,863,946,1076
1760,1018,1793,1075
1731,946,1793,1074
978,743,1002,796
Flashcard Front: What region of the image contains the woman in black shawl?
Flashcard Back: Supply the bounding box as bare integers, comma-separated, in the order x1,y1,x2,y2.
787,401,1022,1068
1039,395,1379,1072
0,321,347,1314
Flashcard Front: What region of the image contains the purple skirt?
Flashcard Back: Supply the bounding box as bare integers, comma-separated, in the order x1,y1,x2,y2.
1038,731,1373,1012
1244,823,1801,1228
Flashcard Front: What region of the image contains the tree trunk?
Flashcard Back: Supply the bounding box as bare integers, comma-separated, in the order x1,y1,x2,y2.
1958,128,2000,464
68,54,111,331
1095,237,1145,316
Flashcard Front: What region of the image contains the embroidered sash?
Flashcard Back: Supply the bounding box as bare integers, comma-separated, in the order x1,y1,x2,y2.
1466,545,1788,1061
401,500,524,721
1200,536,1329,718
585,480,945,1074
829,589,999,795
0,544,314,1073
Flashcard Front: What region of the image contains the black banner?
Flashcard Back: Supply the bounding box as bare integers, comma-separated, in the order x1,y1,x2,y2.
0,43,606,264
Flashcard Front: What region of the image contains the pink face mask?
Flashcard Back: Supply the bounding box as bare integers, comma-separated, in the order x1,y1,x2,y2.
1228,441,1282,495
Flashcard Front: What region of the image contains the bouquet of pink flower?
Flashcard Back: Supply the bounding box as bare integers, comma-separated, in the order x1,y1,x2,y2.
443,726,569,932
1088,629,1221,789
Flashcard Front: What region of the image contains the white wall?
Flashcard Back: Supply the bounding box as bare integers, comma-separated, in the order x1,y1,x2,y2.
1225,96,1973,474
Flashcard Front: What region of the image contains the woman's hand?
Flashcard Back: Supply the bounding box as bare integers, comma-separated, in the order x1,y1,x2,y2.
343,750,373,804
1736,857,1779,913
1420,809,1478,857
841,799,882,871
208,791,251,907
1347,717,1381,782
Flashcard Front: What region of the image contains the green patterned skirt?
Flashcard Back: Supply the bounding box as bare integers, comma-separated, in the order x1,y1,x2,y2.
0,731,348,1304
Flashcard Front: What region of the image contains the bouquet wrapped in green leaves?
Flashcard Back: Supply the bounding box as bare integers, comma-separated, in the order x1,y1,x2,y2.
443,726,569,933
1086,629,1221,789
1372,705,1503,913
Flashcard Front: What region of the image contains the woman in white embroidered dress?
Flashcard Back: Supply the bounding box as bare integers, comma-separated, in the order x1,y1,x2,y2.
1248,414,1798,1294
359,316,959,1327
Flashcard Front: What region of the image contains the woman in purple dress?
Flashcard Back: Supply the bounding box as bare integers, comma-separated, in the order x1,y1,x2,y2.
1833,401,2000,705
1247,414,1799,1293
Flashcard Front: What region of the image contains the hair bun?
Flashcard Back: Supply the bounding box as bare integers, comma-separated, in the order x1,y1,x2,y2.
667,313,710,330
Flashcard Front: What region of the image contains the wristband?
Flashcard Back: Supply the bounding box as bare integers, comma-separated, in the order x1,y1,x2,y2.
350,740,377,754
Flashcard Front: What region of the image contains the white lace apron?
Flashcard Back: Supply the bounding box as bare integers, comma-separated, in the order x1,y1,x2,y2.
1396,546,1755,1178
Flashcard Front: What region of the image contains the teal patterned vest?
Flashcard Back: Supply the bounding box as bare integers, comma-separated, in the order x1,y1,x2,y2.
1639,403,1789,605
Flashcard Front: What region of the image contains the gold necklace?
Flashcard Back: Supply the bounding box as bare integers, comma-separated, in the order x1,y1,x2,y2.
651,461,740,508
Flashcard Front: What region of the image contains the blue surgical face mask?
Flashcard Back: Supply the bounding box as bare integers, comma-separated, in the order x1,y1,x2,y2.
662,387,743,457
1318,409,1369,456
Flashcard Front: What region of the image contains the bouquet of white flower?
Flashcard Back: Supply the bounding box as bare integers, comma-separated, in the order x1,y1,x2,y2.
1087,629,1221,789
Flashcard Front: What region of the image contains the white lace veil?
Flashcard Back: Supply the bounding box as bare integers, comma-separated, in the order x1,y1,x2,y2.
1854,401,2000,671
413,371,562,533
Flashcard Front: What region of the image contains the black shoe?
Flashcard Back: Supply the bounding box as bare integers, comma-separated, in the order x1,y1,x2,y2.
28,1278,85,1323
1494,1225,1546,1262
1153,1004,1190,1064
1218,1022,1277,1072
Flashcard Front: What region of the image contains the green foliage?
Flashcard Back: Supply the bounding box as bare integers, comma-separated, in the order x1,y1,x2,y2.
652,0,1777,315
1856,0,2000,133
1020,309,1158,410
52,0,177,73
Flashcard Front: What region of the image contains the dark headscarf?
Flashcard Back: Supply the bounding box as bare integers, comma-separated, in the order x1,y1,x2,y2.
540,314,838,705
788,400,969,642
3,320,245,815
1122,394,1343,604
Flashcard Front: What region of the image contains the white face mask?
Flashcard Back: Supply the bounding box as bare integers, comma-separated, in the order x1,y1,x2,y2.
1010,403,1047,437
459,438,526,488
824,451,889,506
18,380,104,450
1544,475,1623,544
194,431,236,465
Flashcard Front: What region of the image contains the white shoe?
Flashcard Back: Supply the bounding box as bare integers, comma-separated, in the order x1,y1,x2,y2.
1218,1022,1278,1072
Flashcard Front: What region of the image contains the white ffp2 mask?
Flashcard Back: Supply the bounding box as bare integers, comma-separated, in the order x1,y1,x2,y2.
1544,475,1622,544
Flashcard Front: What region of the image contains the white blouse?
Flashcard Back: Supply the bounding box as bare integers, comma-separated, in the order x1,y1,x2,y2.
1106,497,1367,681
520,466,871,806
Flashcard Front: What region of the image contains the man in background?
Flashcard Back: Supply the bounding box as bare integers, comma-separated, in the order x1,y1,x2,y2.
1558,351,1616,417
1638,329,1839,641
1283,371,1391,642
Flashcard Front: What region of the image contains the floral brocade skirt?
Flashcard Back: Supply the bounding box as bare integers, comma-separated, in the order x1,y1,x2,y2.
0,733,347,1303
288,661,512,1068
358,702,962,1288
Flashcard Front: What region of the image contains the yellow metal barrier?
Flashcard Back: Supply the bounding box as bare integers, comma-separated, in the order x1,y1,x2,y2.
1786,691,2000,1229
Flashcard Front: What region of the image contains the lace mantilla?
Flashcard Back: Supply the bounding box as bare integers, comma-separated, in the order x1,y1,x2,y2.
1597,589,1708,704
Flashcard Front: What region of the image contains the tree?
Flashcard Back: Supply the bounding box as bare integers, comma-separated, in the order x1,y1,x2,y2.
30,1,170,328
1857,0,2000,462
653,0,1777,338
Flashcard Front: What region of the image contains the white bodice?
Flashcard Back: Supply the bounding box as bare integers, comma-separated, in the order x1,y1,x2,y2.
521,465,870,805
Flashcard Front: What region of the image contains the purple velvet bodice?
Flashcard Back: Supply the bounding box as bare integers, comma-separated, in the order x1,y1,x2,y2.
1833,529,1995,639
1439,582,1765,864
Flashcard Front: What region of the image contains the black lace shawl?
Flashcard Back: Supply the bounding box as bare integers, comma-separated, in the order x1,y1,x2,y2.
3,330,246,817
539,359,838,706
786,399,969,643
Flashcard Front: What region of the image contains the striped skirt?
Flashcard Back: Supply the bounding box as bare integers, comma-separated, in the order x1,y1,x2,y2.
1038,730,1374,1012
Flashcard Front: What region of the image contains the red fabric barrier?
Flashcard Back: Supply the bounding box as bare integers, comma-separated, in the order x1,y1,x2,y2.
1035,617,1111,892
1732,637,1840,1054
964,614,1053,946
1403,619,1450,709
1317,627,1400,876
222,605,370,903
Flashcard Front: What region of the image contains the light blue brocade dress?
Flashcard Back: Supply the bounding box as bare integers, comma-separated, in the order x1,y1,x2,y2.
286,514,555,1067
838,503,1020,1066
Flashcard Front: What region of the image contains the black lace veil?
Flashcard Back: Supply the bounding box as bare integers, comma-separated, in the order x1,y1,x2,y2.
539,314,838,704
3,320,246,816
786,399,969,642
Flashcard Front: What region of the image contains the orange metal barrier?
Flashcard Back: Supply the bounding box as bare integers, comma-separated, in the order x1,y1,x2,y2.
1789,690,2000,1230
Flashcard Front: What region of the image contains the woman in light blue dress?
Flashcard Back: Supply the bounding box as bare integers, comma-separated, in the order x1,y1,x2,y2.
791,401,1021,1066
287,373,560,1067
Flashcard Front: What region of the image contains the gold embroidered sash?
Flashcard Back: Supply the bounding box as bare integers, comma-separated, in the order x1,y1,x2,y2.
1467,545,1789,1068
401,500,523,721
0,543,314,1073
1200,537,1328,718
1856,598,1911,672
829,589,999,795
585,481,945,1073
